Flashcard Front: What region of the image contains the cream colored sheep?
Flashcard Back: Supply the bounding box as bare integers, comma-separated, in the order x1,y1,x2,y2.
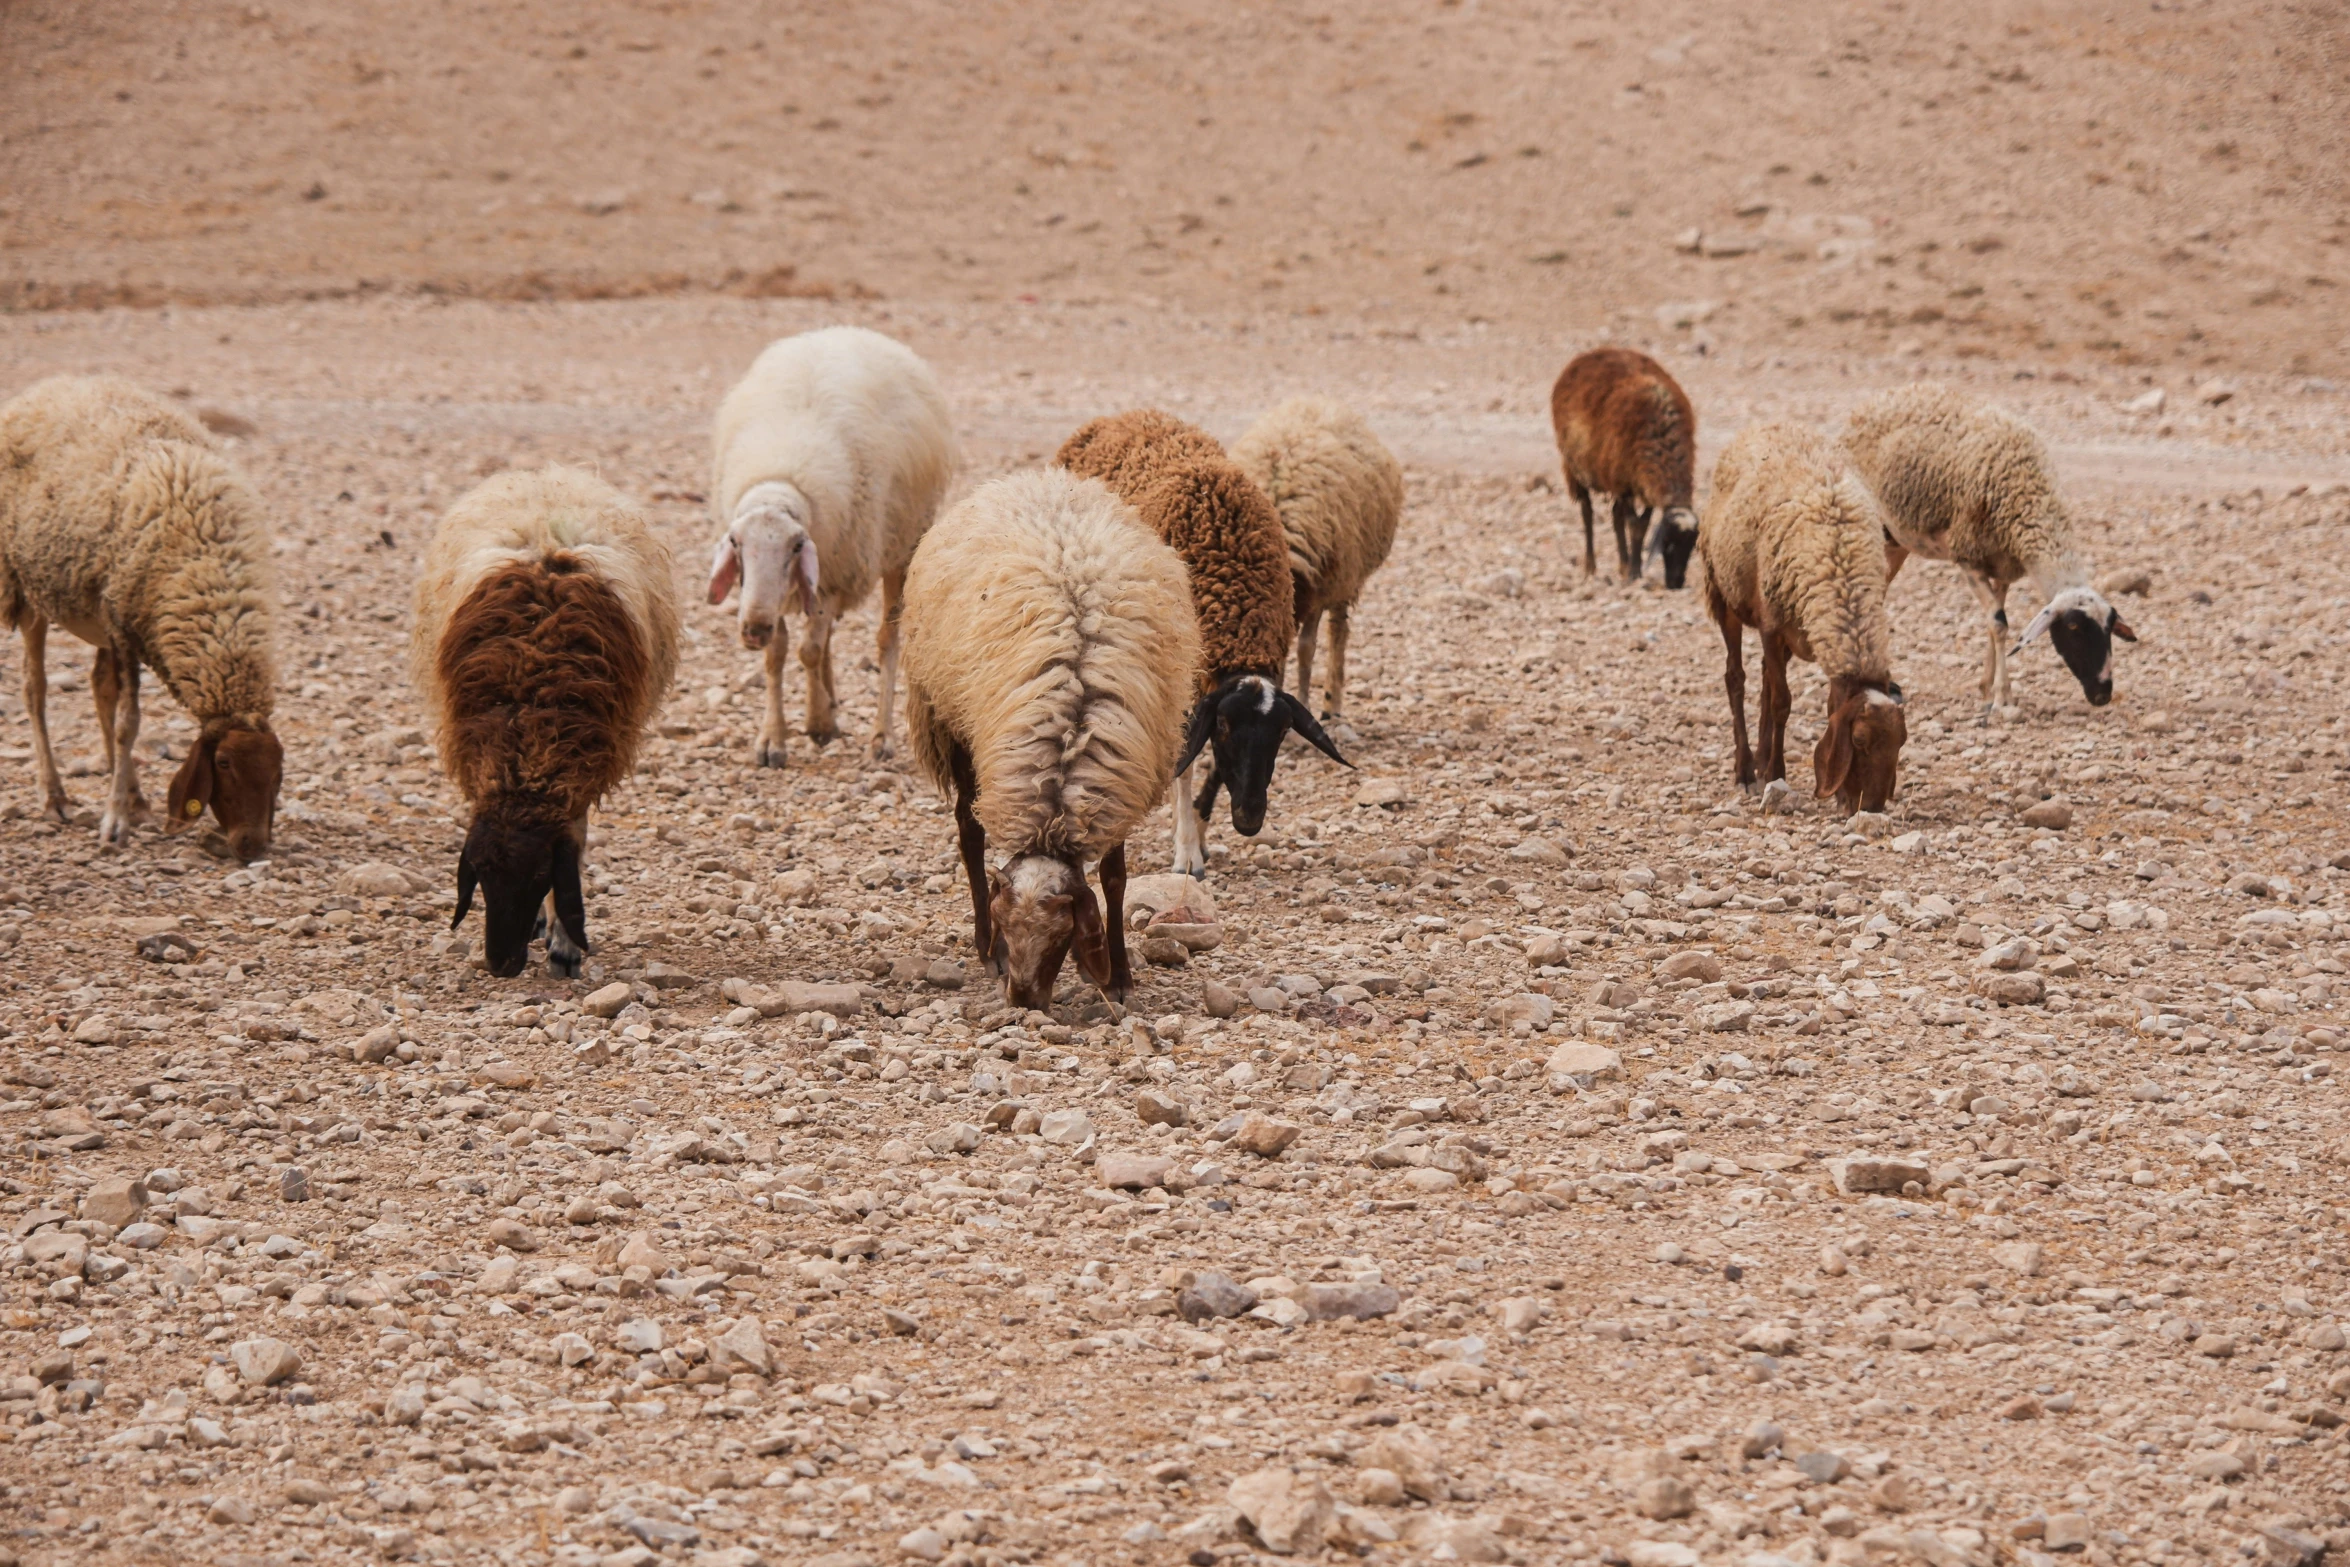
411,466,680,978
707,326,959,766
1231,395,1403,720
1699,422,1908,814
902,467,1200,1012
1843,381,2135,711
0,374,282,861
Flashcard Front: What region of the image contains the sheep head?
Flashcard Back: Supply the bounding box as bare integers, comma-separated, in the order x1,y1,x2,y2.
1176,673,1350,839
451,807,587,979
2013,586,2135,707
1815,679,1907,816
986,854,1115,1011
707,481,819,651
166,719,282,864
1646,505,1700,590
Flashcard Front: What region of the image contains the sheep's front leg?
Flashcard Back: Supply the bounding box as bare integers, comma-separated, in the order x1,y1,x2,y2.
948,743,997,975
757,622,792,769
1719,612,1755,792
1294,606,1323,717
799,604,840,743
1099,841,1133,1002
94,647,144,847
1569,478,1598,577
1170,759,1209,878
1621,503,1653,583
19,618,70,822
1960,569,2009,717
1323,603,1353,720
870,568,906,760
544,816,589,978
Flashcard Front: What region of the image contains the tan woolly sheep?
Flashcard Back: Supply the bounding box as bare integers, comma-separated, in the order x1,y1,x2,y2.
708,326,959,766
1231,395,1403,721
1843,381,2135,711
902,468,1200,1011
1699,422,1908,814
412,466,680,979
0,374,282,861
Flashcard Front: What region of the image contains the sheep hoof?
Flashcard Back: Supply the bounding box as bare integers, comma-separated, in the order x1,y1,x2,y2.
41,792,72,824
97,812,132,847
755,740,790,769
868,733,895,761
804,723,841,746
546,948,582,979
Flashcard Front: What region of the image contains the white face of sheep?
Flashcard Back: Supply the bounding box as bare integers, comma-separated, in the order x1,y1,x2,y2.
707,488,819,651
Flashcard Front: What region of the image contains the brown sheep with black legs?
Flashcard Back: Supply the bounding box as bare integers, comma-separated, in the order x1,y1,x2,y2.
1055,409,1347,877
1549,347,1700,588
1699,422,1908,815
411,466,680,979
0,374,283,861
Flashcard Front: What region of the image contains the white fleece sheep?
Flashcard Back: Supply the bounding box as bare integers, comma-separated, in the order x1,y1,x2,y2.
1231,395,1404,720
707,326,959,766
901,467,1200,1012
1843,381,2135,711
1699,421,1908,815
0,374,283,860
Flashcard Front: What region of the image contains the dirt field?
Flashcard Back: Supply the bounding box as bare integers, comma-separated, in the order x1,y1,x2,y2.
5,5,2350,1567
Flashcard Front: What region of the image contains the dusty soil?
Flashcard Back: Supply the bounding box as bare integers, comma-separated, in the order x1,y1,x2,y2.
6,7,2350,1567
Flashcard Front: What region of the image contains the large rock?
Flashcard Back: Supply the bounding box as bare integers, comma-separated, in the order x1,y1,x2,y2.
1038,1109,1094,1146
341,862,425,897
1123,875,1217,928
231,1337,303,1387
81,1175,147,1227
582,982,633,1019
1135,1089,1191,1128
1357,1427,1445,1500
1656,950,1722,982
721,977,864,1018
1097,1153,1174,1191
1544,1041,1621,1082
1826,1155,1931,1194
1305,1282,1400,1321
1228,1113,1301,1158
1227,1467,1334,1555
709,1317,772,1376
1483,992,1556,1029
1178,1272,1258,1321
1973,971,2046,1006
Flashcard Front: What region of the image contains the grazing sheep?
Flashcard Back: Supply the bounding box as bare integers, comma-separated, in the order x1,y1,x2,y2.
901,468,1200,1011
1550,347,1700,588
707,326,959,766
412,466,679,979
1056,409,1346,877
1843,381,2136,710
1231,395,1403,720
0,374,283,860
1699,422,1908,814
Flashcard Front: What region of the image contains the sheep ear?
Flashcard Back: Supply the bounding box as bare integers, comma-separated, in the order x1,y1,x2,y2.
1282,692,1352,767
706,534,741,606
1885,682,1904,705
1069,879,1114,993
452,850,477,930
1813,702,1856,800
2009,601,2058,655
1175,690,1218,777
550,836,589,954
2110,614,2138,643
792,537,821,617
165,734,218,831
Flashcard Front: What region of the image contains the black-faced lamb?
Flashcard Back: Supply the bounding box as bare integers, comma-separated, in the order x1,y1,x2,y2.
901,468,1200,1011
0,374,283,861
1550,347,1700,588
707,326,958,766
1231,395,1403,720
1056,409,1345,878
1699,422,1908,814
1842,381,2136,710
412,466,680,978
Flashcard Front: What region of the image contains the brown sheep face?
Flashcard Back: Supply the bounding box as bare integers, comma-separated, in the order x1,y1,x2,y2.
453,812,588,979
986,855,1115,1012
1814,685,1907,816
707,484,818,651
167,724,283,864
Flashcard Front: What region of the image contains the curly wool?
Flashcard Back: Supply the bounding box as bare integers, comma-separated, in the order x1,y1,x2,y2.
1841,381,2085,594
1231,395,1402,618
1055,410,1293,687
1700,422,1893,683
1550,348,1697,513
0,374,278,725
901,468,1199,860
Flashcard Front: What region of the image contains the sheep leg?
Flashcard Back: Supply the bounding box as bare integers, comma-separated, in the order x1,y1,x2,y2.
1883,540,1911,586
756,623,792,769
948,742,997,975
1170,760,1209,878
1323,603,1353,720
1099,840,1133,1001
1618,501,1652,583
1961,569,2008,717
19,617,71,822
1760,631,1794,786
94,647,144,847
1719,612,1755,792
1569,478,1597,577
544,814,589,979
799,603,840,744
1294,606,1323,717
870,567,906,761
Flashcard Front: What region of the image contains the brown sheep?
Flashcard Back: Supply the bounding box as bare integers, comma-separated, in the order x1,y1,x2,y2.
1549,348,1700,588
1056,410,1346,877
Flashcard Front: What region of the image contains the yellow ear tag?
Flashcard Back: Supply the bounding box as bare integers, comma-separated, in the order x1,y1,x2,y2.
185,800,205,818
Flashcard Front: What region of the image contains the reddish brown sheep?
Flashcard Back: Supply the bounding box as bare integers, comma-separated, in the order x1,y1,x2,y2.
1549,348,1700,588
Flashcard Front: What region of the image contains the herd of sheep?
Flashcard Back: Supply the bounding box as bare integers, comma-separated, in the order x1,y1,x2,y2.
0,329,2134,1012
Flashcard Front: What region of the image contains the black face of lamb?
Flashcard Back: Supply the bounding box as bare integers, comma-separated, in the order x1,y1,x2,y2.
2047,610,2116,706
453,816,588,979
1646,511,1699,590
1178,675,1351,839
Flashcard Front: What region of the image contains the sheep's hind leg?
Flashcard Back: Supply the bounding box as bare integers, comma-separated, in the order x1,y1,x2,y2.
800,605,840,744
1293,607,1323,718
756,627,792,768
1719,612,1755,792
1960,569,2009,720
869,568,906,760
1323,604,1352,720
1099,841,1132,1002
94,647,145,847
1759,631,1794,786
19,618,71,822
1569,478,1598,577
1620,502,1653,584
